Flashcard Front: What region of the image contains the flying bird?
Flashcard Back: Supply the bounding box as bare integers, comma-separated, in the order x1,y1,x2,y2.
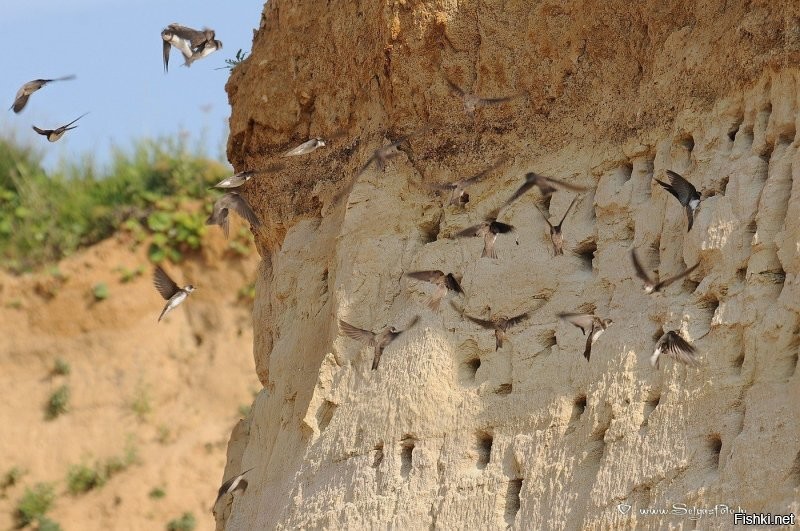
32,112,88,142
357,128,429,176
161,24,218,71
11,75,75,113
454,303,530,351
558,312,613,361
405,270,463,311
501,172,587,210
651,330,699,369
282,138,326,157
630,249,699,294
455,218,514,259
206,192,261,238
654,170,701,232
213,467,254,507
446,79,517,114
536,196,577,256
428,157,507,207
338,316,419,370
184,32,223,67
153,265,196,322
210,163,284,189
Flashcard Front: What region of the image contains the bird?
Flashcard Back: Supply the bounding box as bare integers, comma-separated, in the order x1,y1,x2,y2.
213,467,254,507
501,172,587,210
11,75,75,113
153,265,196,322
206,192,261,238
454,218,514,259
654,170,702,232
338,316,420,370
282,138,326,157
32,113,88,142
184,32,223,67
210,163,284,189
454,303,530,351
357,128,429,176
445,79,517,114
405,270,463,311
558,312,613,361
161,24,217,72
536,196,577,256
427,157,507,207
651,330,699,369
630,249,699,294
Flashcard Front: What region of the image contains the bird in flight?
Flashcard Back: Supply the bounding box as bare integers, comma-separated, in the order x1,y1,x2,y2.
427,157,507,207
454,303,530,351
630,249,699,294
206,192,261,238
536,196,577,256
210,163,284,189
651,330,699,369
405,270,463,311
445,79,517,115
654,170,702,232
455,217,515,259
153,266,196,322
282,138,326,157
184,31,223,67
213,467,254,507
338,316,419,370
161,24,220,71
357,128,429,176
32,112,88,142
11,75,75,113
500,172,587,210
558,312,613,361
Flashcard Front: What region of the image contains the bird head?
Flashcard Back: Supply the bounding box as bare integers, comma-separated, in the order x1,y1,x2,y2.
602,318,614,328
185,285,197,293
316,138,326,147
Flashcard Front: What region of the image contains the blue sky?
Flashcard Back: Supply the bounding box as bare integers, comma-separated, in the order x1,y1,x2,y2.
0,0,265,171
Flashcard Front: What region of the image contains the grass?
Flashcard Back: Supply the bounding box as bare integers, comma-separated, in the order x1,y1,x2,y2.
130,382,152,421
66,441,139,495
45,385,70,420
52,358,70,376
166,512,196,531
149,486,166,499
15,483,55,527
36,516,63,531
0,134,229,273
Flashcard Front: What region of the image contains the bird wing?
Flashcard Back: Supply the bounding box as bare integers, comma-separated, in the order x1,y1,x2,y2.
445,78,466,97
339,320,376,346
657,332,699,367
463,313,497,329
406,270,445,284
685,204,695,232
31,126,49,136
490,221,514,234
630,249,653,284
153,266,181,300
506,312,531,328
541,175,588,193
653,262,699,291
583,330,594,361
534,204,554,229
477,96,514,106
12,93,30,113
219,193,261,228
558,312,595,333
501,178,537,207
556,196,578,228
444,274,463,294
61,112,89,129
461,157,508,186
665,170,698,204
162,39,171,71
454,223,486,238
401,315,420,332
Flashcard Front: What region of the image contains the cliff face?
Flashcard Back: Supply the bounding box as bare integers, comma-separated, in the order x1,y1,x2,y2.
221,1,800,528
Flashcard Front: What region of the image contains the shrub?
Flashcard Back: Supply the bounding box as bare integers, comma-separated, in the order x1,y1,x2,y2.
166,512,196,531
52,358,70,376
149,487,166,499
67,464,104,494
15,483,55,527
45,385,70,420
92,283,110,301
36,516,62,531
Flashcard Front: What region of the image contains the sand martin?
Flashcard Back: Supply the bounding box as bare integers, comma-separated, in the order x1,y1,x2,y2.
536,196,577,256
630,249,699,294
211,163,284,189
453,303,530,351
213,467,254,507
455,218,514,259
32,112,88,142
206,192,261,238
405,270,463,311
282,138,326,157
501,172,587,209
651,330,699,369
428,157,507,206
338,316,420,370
558,312,613,361
161,24,217,71
445,79,517,114
357,128,429,176
153,265,196,322
654,170,701,232
184,32,223,67
11,75,75,113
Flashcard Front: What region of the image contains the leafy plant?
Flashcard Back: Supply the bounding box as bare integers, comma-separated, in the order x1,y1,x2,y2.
116,265,145,283
67,464,104,494
52,358,70,376
130,382,152,421
36,516,62,531
238,404,251,417
15,483,55,527
166,512,196,531
149,487,166,499
92,282,110,301
45,385,70,420
218,49,249,71
237,282,256,302
1,466,25,493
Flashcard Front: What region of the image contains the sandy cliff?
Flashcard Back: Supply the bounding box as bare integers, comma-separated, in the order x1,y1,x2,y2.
220,0,800,529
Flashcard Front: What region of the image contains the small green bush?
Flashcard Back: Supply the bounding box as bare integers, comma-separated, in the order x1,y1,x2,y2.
166,512,196,531
67,464,104,495
45,385,70,420
116,265,144,283
2,466,25,491
52,358,70,376
36,516,62,531
149,487,166,499
15,483,55,527
130,383,152,421
92,283,110,301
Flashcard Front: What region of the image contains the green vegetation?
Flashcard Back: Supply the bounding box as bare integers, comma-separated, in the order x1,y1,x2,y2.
237,282,256,302
130,382,152,421
65,442,139,495
149,486,166,499
1,466,25,495
45,385,70,420
238,404,252,417
116,264,145,283
0,135,229,273
166,512,196,531
219,49,249,71
92,282,110,301
36,516,62,531
15,483,55,528
52,358,71,376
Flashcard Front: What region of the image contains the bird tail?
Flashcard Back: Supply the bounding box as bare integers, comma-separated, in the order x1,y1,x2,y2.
371,350,381,370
